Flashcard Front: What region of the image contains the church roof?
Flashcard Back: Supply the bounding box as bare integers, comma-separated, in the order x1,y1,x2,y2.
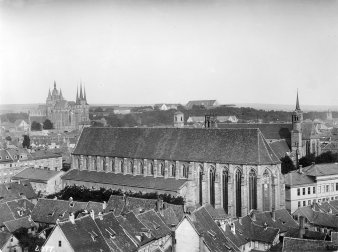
73,127,281,165
269,140,290,159
62,170,188,193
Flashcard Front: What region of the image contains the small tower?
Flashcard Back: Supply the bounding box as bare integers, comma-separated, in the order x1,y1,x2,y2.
174,111,184,128
205,114,217,128
291,90,303,159
327,110,333,121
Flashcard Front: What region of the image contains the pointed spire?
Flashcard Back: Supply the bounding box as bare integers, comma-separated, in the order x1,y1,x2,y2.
48,88,51,98
59,89,63,100
84,85,87,101
296,89,300,110
54,80,56,89
80,83,83,100
76,86,79,104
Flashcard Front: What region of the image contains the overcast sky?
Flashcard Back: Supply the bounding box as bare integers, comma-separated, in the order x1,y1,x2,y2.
0,0,338,106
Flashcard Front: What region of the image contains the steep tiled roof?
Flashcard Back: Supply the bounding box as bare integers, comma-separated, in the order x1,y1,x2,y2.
4,216,36,233
62,170,188,193
137,209,171,239
73,127,281,165
161,207,179,227
282,237,338,252
116,212,154,246
31,198,88,224
203,204,229,220
218,123,292,142
234,215,279,244
250,209,298,233
222,224,248,248
59,215,111,252
269,140,290,159
303,163,338,177
6,198,34,219
293,206,338,228
106,195,125,216
284,171,315,186
94,212,138,252
0,181,36,203
191,206,239,252
0,231,12,249
0,203,14,226
30,150,62,160
12,168,63,183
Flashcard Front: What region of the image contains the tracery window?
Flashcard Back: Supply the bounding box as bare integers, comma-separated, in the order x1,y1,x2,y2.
209,167,216,207
249,169,257,211
222,170,229,213
235,169,242,217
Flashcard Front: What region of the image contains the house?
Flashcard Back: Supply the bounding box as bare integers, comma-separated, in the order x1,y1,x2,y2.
41,214,111,252
0,231,22,252
175,206,239,252
31,198,88,228
0,182,37,204
4,215,37,234
14,119,30,132
185,100,219,109
113,107,131,114
154,104,179,111
11,168,64,195
70,127,285,218
284,163,338,213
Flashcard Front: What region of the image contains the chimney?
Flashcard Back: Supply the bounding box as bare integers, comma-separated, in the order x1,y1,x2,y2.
69,197,73,202
171,224,176,252
98,212,103,220
299,215,305,239
90,210,95,220
230,222,236,235
103,201,107,211
298,165,303,174
69,213,75,224
56,218,60,225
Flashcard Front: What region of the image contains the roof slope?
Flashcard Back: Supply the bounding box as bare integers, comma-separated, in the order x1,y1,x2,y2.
191,206,239,252
218,123,292,141
62,170,188,193
59,215,111,252
12,168,63,183
0,181,36,203
73,127,280,165
137,209,171,239
269,140,290,159
0,231,12,249
4,216,36,233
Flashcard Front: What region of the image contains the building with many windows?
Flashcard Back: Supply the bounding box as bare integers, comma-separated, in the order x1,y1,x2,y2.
285,163,338,213
68,127,285,218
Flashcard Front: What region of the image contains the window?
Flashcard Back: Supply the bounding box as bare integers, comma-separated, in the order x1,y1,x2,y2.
59,241,62,247
150,162,154,175
332,184,335,192
313,187,316,194
297,188,300,196
308,200,311,205
171,164,176,177
160,162,164,176
308,187,311,194
303,201,306,206
298,201,301,207
332,197,334,200
303,188,305,195
10,237,13,242
336,183,338,191
326,185,330,192
140,162,144,175
183,164,188,178
322,185,325,193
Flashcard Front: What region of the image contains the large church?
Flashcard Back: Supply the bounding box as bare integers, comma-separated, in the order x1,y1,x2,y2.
29,81,90,131
67,126,286,218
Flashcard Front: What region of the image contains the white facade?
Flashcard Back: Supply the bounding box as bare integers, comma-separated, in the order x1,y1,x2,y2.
175,218,200,252
42,226,74,252
0,234,22,252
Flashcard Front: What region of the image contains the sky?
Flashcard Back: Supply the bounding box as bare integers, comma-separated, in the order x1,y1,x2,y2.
0,0,338,106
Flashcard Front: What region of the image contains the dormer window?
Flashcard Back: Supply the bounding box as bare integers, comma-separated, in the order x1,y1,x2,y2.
14,155,17,159
6,156,9,159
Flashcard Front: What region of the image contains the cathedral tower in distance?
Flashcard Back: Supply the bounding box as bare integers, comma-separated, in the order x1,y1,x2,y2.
291,90,303,158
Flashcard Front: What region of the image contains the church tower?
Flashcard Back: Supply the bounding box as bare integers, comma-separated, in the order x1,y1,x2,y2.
291,90,303,159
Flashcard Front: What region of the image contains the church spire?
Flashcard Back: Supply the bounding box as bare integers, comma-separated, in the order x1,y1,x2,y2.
54,80,56,89
76,85,79,104
59,88,63,100
296,89,300,111
80,83,83,100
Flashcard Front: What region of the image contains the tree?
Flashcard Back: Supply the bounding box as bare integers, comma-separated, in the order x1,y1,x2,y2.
14,227,45,252
43,119,53,130
22,135,30,148
299,153,316,168
5,136,12,141
315,151,338,164
281,155,296,174
31,121,42,131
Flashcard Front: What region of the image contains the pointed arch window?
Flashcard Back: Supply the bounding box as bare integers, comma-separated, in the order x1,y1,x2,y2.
235,169,242,217
160,162,164,176
249,169,257,211
111,158,115,172
222,170,229,214
183,164,189,178
263,170,271,211
129,160,134,174
209,167,216,207
140,161,144,175
199,165,203,206
120,160,124,173
150,162,154,175
171,164,176,177
102,157,106,172
93,157,97,171
85,157,89,170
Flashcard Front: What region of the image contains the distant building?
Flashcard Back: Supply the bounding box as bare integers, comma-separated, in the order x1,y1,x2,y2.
174,111,184,127
285,163,338,213
14,119,30,132
0,231,22,252
29,81,90,132
185,100,219,109
154,103,180,111
12,168,64,195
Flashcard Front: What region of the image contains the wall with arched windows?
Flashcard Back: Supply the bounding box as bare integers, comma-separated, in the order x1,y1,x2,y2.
71,154,285,217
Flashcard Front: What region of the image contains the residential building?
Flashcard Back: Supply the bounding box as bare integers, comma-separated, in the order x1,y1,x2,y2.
29,81,90,132
185,100,219,109
0,231,22,252
69,127,285,218
11,168,64,195
284,163,338,213
0,182,37,204
14,119,30,132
